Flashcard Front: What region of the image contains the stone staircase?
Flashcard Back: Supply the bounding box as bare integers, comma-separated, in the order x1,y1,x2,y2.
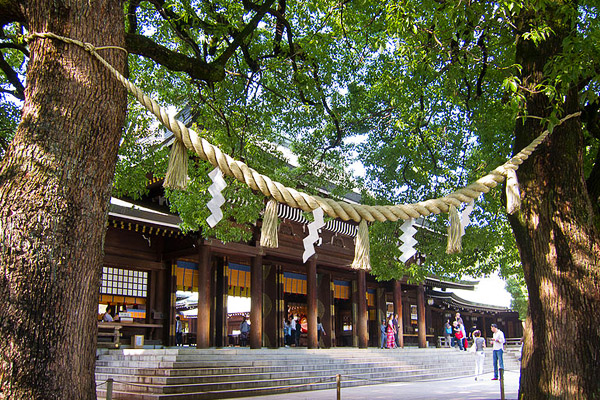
96,347,521,399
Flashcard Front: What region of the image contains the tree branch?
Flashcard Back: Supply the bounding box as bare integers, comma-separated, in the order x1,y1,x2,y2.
0,49,24,100
125,33,225,83
0,0,25,28
273,0,286,55
0,42,29,57
125,0,141,34
147,0,202,58
215,0,277,66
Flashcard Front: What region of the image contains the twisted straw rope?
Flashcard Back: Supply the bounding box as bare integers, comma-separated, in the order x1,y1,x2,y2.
28,32,581,223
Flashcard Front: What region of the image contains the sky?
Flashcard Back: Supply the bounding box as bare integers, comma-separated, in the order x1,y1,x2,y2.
448,271,512,308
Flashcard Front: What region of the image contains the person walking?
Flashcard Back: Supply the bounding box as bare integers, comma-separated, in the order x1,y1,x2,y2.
472,330,486,380
491,323,505,380
317,317,326,348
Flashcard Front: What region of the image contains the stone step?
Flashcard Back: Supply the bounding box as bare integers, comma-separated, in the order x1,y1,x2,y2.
95,348,521,400
95,362,463,386
96,368,499,400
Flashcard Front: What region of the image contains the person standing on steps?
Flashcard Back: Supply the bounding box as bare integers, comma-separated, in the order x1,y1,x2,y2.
386,315,397,349
380,319,387,349
291,315,300,347
175,315,183,346
453,321,464,351
444,319,453,348
239,316,250,347
392,314,400,348
491,323,505,380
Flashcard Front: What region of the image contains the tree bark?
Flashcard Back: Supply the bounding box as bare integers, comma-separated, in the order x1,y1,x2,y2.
0,2,126,399
509,4,600,398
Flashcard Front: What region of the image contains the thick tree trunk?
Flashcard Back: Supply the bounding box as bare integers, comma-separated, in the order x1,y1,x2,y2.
0,2,126,399
509,4,600,399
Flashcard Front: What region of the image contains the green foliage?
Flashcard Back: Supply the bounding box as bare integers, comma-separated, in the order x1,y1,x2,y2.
2,1,599,299
166,158,265,243
505,275,529,320
0,101,19,160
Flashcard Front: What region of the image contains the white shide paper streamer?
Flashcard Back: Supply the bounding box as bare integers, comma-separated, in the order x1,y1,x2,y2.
460,200,475,237
399,218,418,263
206,167,227,228
302,207,325,263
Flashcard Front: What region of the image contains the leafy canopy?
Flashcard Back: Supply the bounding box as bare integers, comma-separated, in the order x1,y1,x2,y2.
1,0,599,290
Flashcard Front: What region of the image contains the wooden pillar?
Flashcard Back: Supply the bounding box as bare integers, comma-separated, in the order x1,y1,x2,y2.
417,284,427,348
196,244,212,348
214,257,227,347
263,263,282,348
394,280,404,348
306,258,318,349
329,279,337,347
250,255,263,349
318,272,332,348
168,262,177,346
357,269,368,349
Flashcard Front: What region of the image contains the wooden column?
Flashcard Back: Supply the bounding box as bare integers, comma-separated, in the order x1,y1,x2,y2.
394,280,404,348
417,284,427,348
306,257,318,349
196,244,212,348
169,262,177,346
214,257,227,347
357,269,368,349
318,272,332,348
250,255,263,349
262,263,282,348
376,287,386,348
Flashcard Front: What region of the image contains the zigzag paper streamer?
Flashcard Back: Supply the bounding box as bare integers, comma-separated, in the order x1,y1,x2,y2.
399,218,418,263
206,167,226,228
460,200,475,237
302,207,325,263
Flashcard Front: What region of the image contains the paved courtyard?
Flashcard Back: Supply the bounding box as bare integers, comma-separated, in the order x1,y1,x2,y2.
236,369,520,400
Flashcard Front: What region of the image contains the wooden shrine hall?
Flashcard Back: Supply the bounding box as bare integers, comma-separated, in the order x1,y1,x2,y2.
99,194,521,349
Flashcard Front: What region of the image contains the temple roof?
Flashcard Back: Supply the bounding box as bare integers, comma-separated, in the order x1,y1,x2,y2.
424,276,479,291
427,289,514,313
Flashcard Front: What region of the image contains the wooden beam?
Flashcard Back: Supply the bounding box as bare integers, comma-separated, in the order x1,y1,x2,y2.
203,239,261,257
103,254,164,271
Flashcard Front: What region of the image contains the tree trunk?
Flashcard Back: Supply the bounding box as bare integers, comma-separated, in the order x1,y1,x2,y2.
509,4,600,399
0,2,126,399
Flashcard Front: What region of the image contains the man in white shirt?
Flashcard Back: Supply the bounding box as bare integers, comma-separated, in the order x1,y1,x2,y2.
491,323,505,380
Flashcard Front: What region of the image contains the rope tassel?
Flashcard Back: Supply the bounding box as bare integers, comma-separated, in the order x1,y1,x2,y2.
351,220,371,271
446,205,462,254
506,169,521,215
164,139,189,190
260,199,279,248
